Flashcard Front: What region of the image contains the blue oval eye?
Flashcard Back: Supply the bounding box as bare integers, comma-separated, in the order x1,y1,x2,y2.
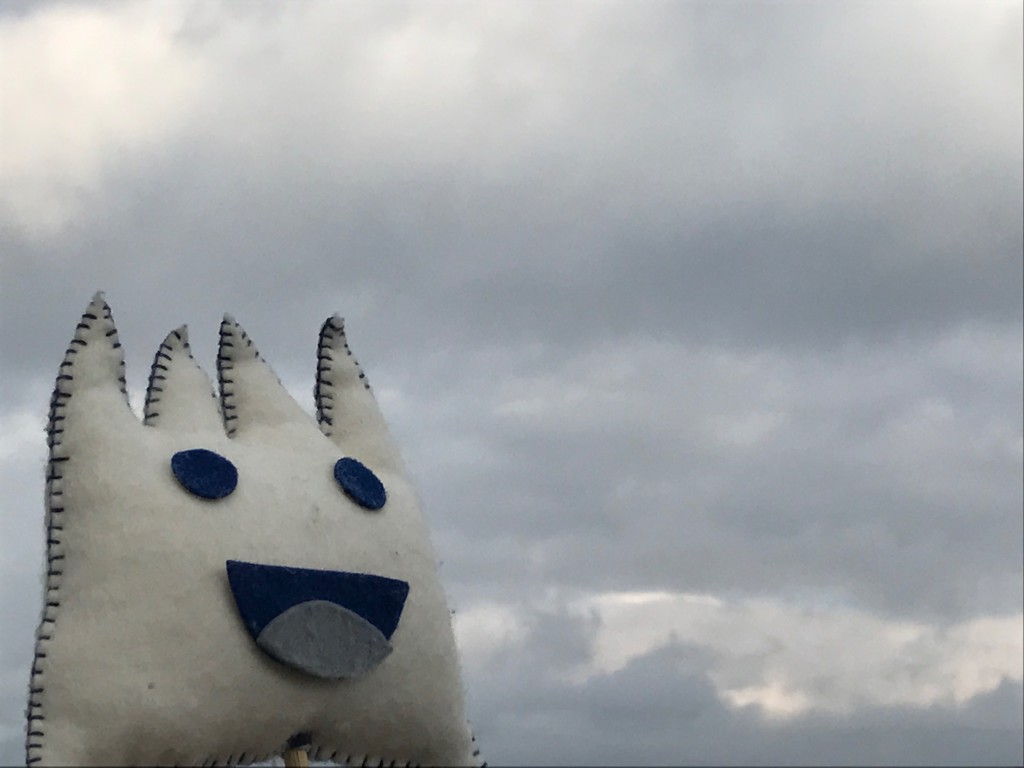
333,457,386,510
171,449,238,500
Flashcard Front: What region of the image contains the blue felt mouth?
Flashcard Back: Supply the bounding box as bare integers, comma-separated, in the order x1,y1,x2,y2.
226,560,409,679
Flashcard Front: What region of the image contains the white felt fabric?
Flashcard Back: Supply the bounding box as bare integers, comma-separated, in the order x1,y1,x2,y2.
28,294,478,766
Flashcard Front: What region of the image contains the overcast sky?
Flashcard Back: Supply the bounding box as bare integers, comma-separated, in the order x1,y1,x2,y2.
1,1,1022,765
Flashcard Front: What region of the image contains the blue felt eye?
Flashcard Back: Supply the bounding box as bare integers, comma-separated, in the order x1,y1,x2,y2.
333,457,386,510
171,448,238,500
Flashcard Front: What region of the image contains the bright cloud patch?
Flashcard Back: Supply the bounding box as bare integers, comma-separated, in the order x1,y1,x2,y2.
0,3,204,238
457,590,1024,719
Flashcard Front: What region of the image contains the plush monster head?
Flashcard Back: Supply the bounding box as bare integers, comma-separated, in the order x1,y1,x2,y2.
27,294,479,766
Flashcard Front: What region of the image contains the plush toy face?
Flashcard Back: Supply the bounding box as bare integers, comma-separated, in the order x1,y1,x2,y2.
27,294,477,766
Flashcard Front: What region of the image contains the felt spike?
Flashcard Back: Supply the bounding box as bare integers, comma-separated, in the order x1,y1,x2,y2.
315,315,405,474
144,325,221,431
49,293,136,436
217,315,311,438
28,292,138,767
60,292,131,397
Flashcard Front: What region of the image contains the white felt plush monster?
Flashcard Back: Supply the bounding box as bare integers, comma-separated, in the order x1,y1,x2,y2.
27,294,480,767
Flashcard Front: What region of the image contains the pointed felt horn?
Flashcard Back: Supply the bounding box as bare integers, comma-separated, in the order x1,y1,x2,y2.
44,293,138,602
315,315,404,474
217,315,311,439
49,293,136,442
143,326,221,431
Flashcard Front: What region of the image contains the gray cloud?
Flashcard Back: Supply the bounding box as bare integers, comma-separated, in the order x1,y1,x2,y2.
469,607,1024,766
412,326,1023,622
4,2,1021,368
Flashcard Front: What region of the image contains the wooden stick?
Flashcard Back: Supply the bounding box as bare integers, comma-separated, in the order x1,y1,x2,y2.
283,747,309,767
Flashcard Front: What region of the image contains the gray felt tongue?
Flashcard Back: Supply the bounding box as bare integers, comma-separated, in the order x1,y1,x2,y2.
255,599,394,679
